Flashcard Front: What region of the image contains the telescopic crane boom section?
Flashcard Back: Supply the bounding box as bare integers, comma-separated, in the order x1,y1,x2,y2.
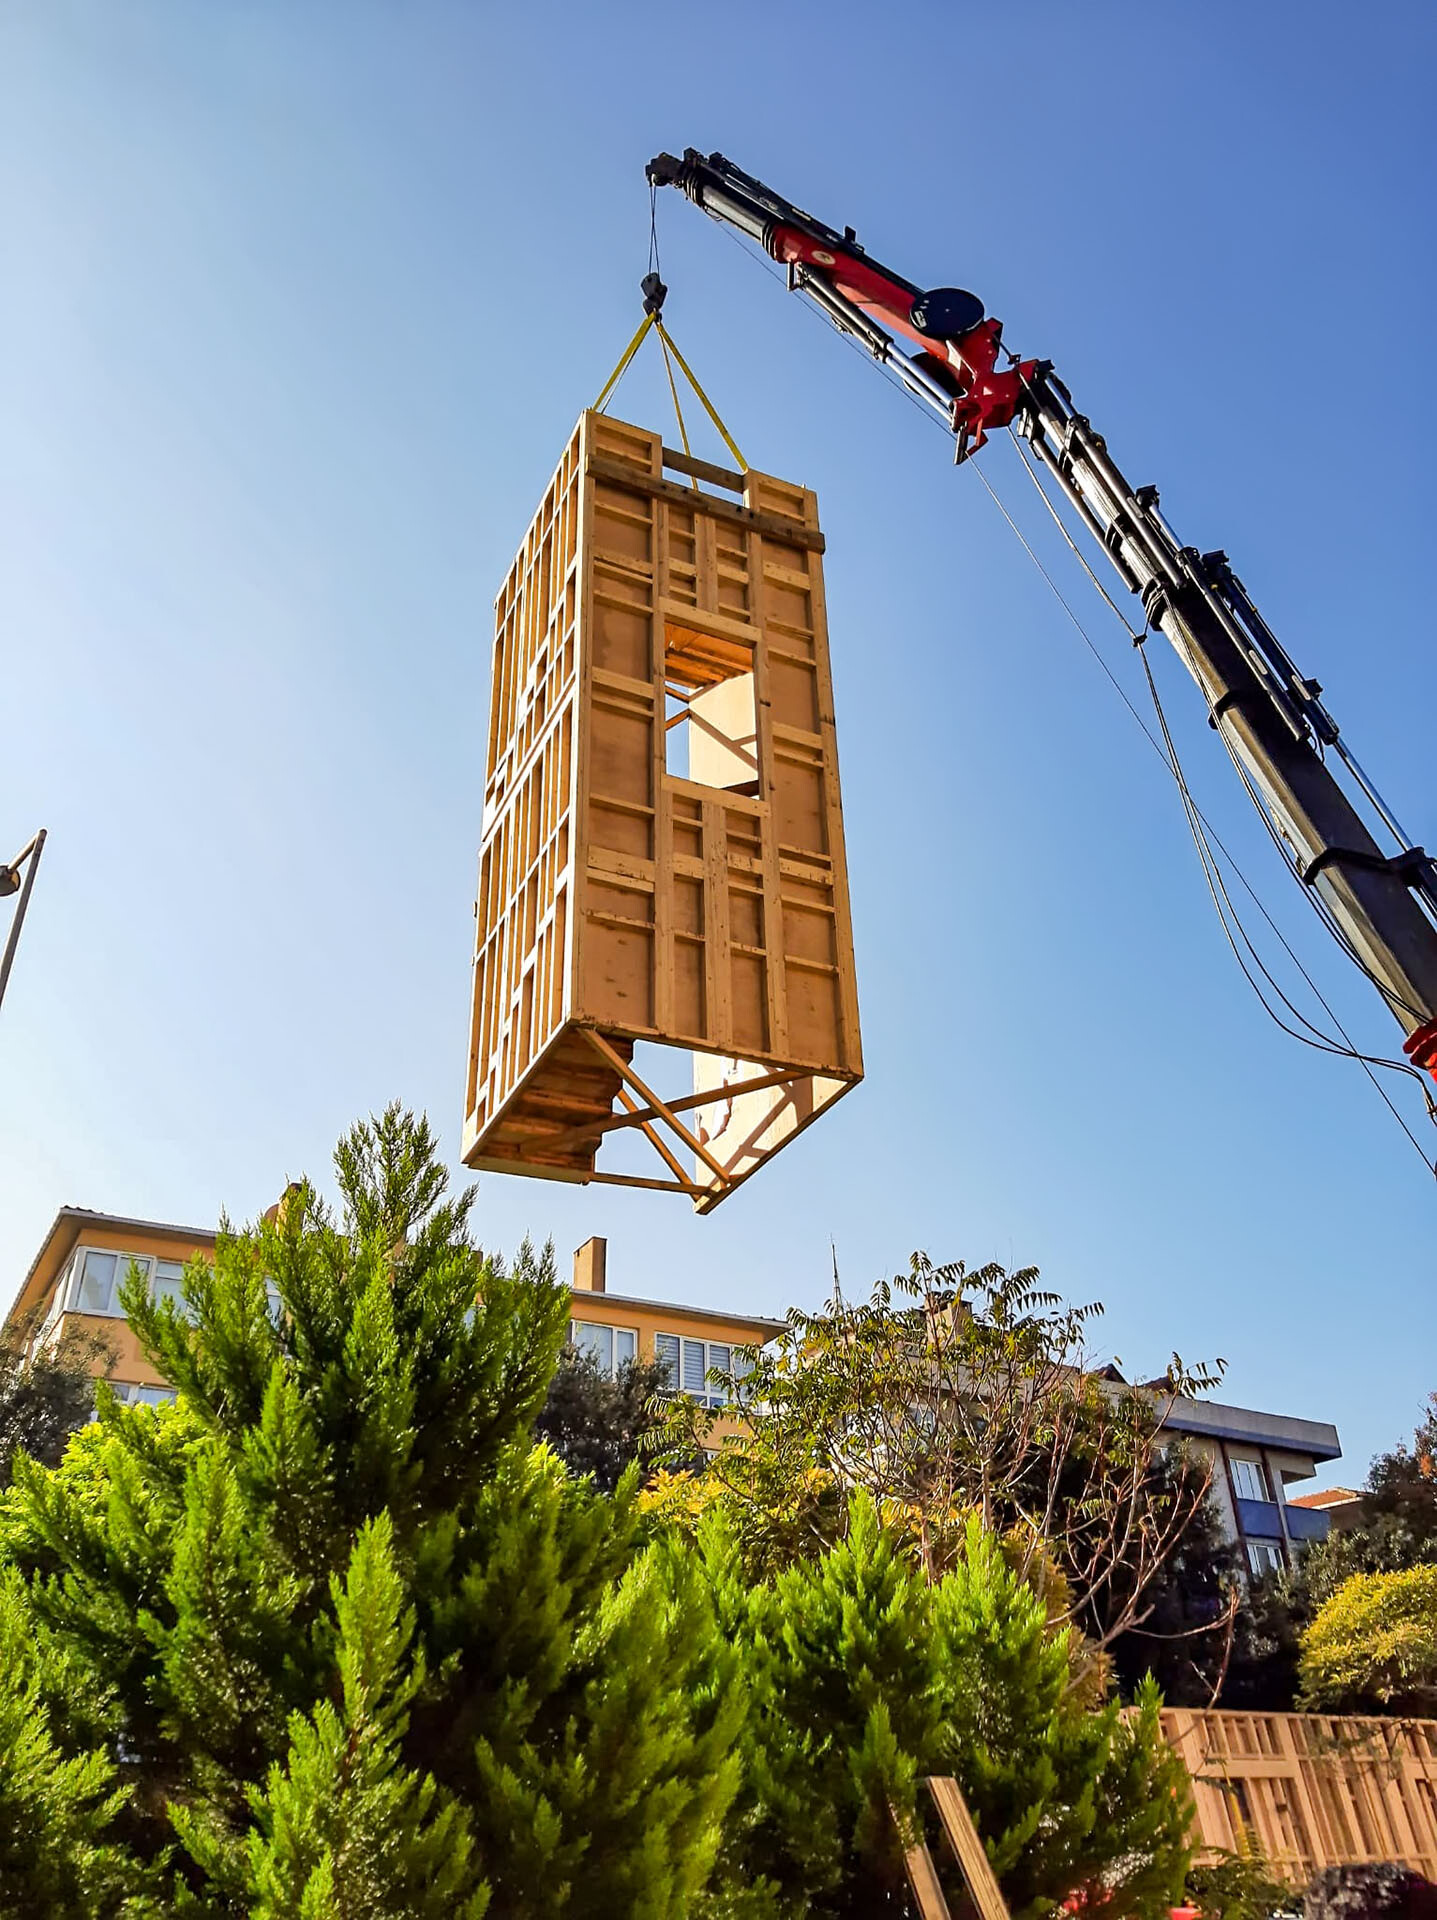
648,148,1437,1088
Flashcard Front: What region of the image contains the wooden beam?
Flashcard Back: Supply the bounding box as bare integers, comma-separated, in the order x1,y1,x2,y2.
583,1169,708,1196
582,1030,733,1188
661,445,746,493
904,1839,953,1920
586,454,825,553
535,1064,804,1157
614,1083,695,1190
927,1779,1010,1920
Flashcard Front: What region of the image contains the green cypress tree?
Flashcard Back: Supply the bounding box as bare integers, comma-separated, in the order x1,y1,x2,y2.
0,1569,149,1919
702,1494,1190,1920
0,1104,742,1916
236,1513,486,1919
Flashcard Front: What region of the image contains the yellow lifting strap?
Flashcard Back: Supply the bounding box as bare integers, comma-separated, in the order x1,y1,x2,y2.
592,312,749,473
593,311,655,415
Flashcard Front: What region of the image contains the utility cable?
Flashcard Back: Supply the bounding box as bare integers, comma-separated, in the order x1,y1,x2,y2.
1136,638,1436,1173
975,437,1433,1113
1006,430,1437,1044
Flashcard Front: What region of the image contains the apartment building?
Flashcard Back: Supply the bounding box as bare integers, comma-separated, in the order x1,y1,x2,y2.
5,1207,781,1414
5,1206,1340,1573
1159,1392,1341,1576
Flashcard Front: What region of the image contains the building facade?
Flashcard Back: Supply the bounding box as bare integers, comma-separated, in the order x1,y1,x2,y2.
5,1209,1339,1570
5,1208,781,1418
1159,1392,1341,1575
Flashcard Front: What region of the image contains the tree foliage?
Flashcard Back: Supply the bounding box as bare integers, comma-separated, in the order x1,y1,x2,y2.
0,1119,1217,1917
1300,1565,1437,1713
0,1566,150,1917
1200,1395,1437,1715
0,1313,111,1490
698,1493,1192,1920
659,1254,1222,1658
0,1104,741,1917
1183,1838,1300,1920
534,1346,671,1493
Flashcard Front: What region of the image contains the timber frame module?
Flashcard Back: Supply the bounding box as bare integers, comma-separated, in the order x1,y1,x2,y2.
462,409,863,1212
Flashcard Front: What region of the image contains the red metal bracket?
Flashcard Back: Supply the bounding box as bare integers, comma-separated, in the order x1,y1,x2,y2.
770,223,1036,454
1402,1016,1437,1083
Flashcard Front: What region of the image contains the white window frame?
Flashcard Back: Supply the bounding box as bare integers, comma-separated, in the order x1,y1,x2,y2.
1246,1540,1285,1580
151,1258,189,1315
63,1245,201,1321
654,1333,751,1409
71,1247,152,1318
570,1320,638,1379
1230,1455,1271,1504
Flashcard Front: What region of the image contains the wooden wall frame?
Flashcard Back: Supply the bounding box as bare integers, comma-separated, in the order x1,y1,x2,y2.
462,412,863,1212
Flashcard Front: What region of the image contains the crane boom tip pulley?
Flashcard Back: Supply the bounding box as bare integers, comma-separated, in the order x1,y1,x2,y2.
648,148,1033,458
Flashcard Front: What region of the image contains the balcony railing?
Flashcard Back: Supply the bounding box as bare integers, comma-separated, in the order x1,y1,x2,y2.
1235,1496,1283,1539
1283,1502,1331,1544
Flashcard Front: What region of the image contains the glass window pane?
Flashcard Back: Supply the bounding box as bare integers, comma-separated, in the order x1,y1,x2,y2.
615,1328,636,1368
654,1333,680,1388
78,1252,117,1315
1232,1458,1268,1502
125,1257,152,1293
53,1254,77,1314
730,1349,754,1402
1247,1542,1283,1579
575,1322,614,1374
708,1344,731,1379
152,1260,186,1311
681,1339,708,1396
136,1387,175,1408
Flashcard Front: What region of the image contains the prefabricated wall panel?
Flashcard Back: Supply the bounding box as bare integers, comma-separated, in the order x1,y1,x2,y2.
462,410,862,1211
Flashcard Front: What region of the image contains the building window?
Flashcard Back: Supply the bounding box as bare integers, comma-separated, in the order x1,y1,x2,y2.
152,1259,187,1313
75,1249,152,1317
1247,1541,1285,1580
109,1382,178,1410
654,1334,749,1409
571,1321,638,1378
67,1247,208,1320
1231,1456,1270,1503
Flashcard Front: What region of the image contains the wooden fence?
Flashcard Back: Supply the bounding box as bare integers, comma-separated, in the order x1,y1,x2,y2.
1160,1708,1437,1886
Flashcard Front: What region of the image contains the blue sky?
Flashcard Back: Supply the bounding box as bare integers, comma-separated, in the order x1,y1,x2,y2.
2,1,1434,1484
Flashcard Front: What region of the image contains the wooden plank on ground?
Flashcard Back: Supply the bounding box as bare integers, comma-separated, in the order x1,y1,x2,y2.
904,1835,954,1920
927,1777,1011,1920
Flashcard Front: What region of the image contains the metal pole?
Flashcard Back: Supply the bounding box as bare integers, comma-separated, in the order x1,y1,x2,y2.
0,829,47,1018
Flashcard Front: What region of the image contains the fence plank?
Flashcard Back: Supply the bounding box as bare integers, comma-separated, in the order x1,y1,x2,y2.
927,1777,1012,1920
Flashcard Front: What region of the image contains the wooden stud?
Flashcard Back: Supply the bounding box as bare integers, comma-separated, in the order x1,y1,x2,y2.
613,1082,695,1190
582,1030,732,1188
530,1065,812,1155
903,1838,954,1920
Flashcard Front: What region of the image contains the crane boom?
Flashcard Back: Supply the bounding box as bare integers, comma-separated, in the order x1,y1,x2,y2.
648,147,1437,1088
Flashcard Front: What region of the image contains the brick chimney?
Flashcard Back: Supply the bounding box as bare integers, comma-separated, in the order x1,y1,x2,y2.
573,1236,607,1293
262,1182,304,1227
